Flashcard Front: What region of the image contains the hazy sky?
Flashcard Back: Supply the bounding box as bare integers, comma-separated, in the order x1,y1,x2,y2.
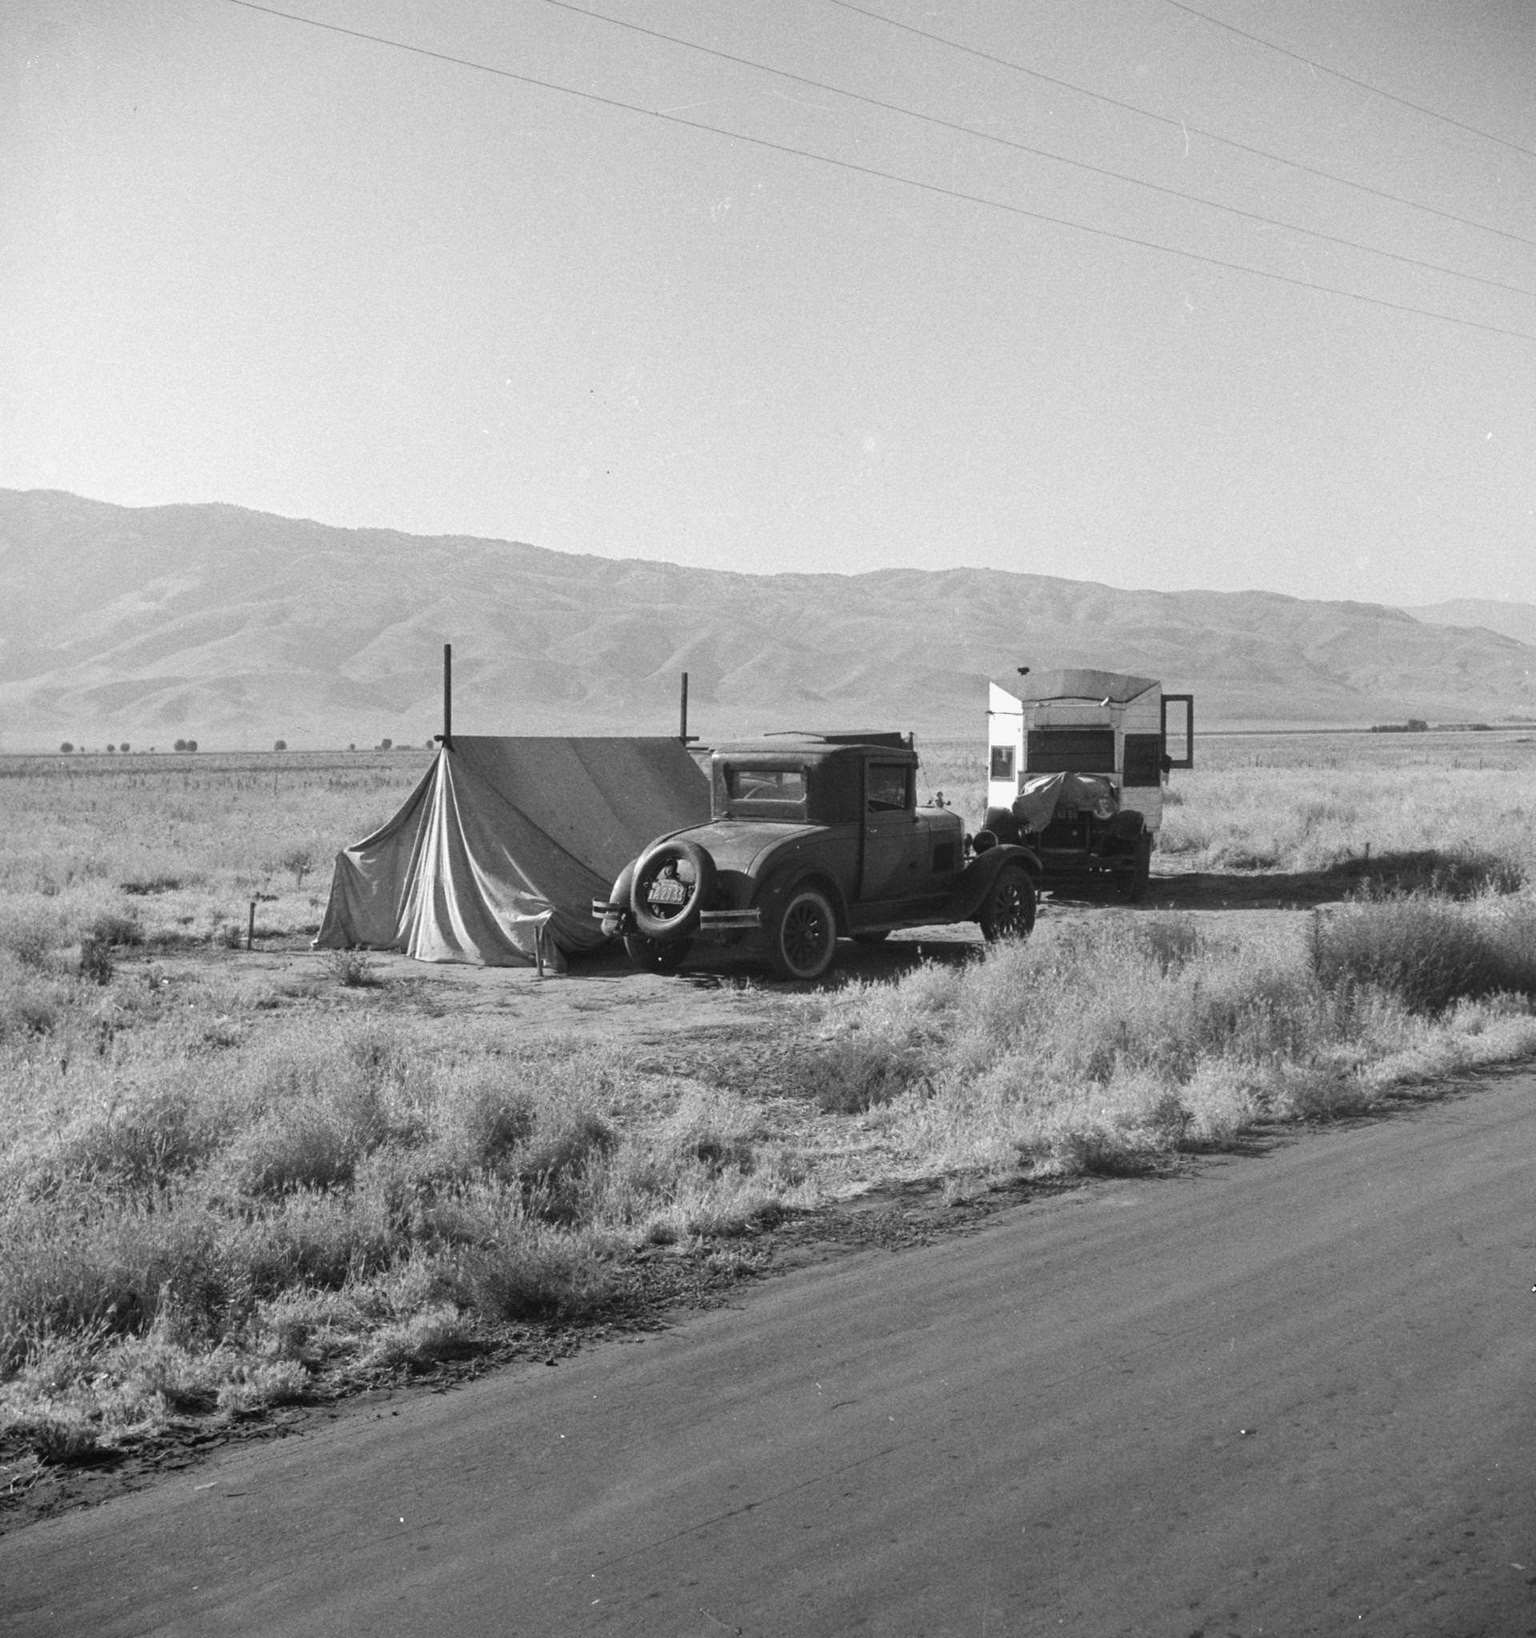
4,0,1533,604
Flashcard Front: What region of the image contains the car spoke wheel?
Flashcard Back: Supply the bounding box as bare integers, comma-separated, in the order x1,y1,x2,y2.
978,864,1037,942
769,885,838,981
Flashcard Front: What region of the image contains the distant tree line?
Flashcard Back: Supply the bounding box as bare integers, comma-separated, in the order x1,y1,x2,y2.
57,740,200,750
53,734,430,756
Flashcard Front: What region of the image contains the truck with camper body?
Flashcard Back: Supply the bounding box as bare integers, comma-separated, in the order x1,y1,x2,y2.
977,669,1193,900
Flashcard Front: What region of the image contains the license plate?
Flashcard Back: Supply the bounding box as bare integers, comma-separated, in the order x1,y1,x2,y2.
648,880,688,904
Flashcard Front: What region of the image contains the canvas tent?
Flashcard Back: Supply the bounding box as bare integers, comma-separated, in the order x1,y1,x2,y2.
315,736,710,968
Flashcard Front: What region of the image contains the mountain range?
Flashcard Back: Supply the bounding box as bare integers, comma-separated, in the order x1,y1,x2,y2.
2,489,1533,749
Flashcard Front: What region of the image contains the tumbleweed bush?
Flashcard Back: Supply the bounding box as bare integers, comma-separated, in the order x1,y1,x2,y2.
1308,891,1536,1015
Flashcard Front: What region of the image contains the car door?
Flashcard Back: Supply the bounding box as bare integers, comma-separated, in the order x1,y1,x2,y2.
859,760,925,903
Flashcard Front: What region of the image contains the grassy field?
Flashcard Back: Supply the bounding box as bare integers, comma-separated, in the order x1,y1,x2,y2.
0,748,433,952
4,731,1536,1490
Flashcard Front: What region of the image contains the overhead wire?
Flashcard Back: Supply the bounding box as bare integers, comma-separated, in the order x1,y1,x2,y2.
827,0,1536,252
217,0,1536,344
531,0,1531,298
1160,0,1536,163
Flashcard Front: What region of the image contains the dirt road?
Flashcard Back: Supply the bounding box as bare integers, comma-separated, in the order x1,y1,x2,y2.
5,1071,1535,1636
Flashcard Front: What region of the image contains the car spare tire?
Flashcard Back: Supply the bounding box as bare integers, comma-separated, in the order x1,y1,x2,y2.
630,840,715,940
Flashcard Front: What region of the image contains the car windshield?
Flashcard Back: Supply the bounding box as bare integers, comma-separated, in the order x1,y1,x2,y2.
725,766,806,803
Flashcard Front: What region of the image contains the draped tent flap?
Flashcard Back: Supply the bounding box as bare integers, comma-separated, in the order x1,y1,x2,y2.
316,737,710,968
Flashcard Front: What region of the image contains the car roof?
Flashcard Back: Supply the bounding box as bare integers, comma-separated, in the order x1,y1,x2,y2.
712,731,913,756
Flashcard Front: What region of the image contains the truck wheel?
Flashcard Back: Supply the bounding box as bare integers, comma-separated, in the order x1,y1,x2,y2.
630,841,715,940
977,864,1036,942
623,932,691,974
767,885,838,981
1117,836,1153,903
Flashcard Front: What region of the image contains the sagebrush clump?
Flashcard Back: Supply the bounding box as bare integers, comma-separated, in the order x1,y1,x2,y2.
0,1008,805,1445
793,898,1536,1178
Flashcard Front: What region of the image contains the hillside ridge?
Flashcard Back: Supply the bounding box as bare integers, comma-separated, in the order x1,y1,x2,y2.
3,490,1533,749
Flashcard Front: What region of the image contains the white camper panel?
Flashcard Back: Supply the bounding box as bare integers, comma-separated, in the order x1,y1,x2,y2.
987,681,1024,811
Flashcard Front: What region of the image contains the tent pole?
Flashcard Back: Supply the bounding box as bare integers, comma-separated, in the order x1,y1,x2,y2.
442,644,452,746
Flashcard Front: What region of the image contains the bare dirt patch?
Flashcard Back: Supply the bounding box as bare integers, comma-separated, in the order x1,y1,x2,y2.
196,861,1346,1034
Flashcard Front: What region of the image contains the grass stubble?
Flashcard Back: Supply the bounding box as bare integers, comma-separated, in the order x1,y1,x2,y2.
3,735,1536,1501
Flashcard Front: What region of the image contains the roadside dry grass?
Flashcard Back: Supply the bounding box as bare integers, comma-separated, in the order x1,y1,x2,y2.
3,732,1536,1494
0,925,807,1462
773,896,1536,1181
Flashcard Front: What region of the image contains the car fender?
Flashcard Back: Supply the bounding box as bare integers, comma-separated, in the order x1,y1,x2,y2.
943,844,1041,920
753,864,849,931
610,859,638,905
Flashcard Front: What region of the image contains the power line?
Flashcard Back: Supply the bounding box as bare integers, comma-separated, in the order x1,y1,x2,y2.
532,0,1531,299
1161,0,1536,162
218,0,1536,344
827,0,1536,252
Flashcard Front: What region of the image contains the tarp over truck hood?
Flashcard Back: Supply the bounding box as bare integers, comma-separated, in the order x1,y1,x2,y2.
1012,771,1120,833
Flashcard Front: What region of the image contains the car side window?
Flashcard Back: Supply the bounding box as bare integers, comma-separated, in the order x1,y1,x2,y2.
867,763,911,812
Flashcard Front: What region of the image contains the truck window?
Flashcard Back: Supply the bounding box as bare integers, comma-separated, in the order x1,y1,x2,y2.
1026,728,1115,774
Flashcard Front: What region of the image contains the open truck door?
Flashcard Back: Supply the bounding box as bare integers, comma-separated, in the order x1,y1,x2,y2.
1161,693,1194,771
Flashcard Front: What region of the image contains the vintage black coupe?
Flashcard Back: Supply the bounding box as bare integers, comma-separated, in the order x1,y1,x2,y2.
594,732,1040,980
